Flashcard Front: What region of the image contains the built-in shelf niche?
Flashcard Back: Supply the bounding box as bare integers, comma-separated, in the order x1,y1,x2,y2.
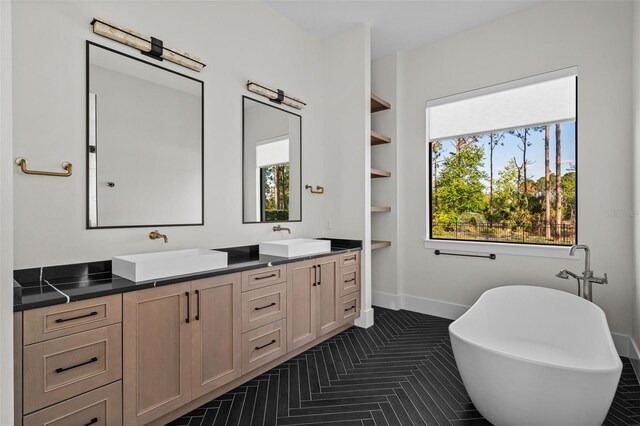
371,94,391,113
371,93,392,254
371,206,391,213
371,130,391,146
371,240,391,250
371,168,391,178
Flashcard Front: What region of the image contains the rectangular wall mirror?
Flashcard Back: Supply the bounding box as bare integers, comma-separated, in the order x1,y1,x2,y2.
243,96,302,223
87,42,204,229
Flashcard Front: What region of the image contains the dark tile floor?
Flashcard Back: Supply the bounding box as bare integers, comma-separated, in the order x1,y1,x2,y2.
169,307,640,426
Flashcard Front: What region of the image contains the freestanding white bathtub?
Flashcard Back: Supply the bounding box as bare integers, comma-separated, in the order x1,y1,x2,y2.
449,285,622,426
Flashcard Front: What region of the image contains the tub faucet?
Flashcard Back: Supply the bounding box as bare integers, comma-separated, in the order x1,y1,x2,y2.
556,244,608,302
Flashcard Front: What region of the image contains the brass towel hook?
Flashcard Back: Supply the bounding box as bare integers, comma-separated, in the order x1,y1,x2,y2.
15,158,72,177
305,184,324,194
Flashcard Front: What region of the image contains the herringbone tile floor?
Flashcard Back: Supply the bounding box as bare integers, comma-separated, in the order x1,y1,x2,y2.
168,307,640,426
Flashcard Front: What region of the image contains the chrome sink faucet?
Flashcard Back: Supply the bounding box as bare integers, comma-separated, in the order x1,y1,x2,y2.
556,244,608,302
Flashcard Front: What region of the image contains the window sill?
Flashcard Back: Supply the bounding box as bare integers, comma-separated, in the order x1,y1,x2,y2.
423,239,579,260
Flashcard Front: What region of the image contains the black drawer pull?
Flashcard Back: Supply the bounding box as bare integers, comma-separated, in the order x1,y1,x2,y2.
345,278,356,283
345,255,357,261
185,292,191,324
195,289,201,321
345,306,356,312
55,311,98,323
255,273,277,280
84,418,98,426
255,302,276,311
255,339,277,350
55,357,98,374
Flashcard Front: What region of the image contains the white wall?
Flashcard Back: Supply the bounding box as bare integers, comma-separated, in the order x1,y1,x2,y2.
11,1,329,268
371,53,399,300
0,0,14,422
633,0,640,348
396,1,634,334
322,24,373,327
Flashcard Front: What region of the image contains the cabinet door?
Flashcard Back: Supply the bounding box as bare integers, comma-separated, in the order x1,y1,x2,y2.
123,282,192,426
287,259,317,350
191,274,241,399
316,255,341,336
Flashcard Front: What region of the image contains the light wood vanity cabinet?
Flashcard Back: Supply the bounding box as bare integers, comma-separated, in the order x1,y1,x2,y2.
287,255,343,351
24,324,122,414
123,275,242,425
16,294,123,426
316,256,341,336
123,282,192,425
17,250,361,426
23,294,122,345
287,259,317,350
191,274,241,399
23,381,122,426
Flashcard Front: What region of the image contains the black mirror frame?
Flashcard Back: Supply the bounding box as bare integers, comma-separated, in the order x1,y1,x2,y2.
85,41,205,230
242,95,302,224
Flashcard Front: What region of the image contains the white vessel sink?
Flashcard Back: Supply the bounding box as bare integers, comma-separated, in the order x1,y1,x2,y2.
259,238,331,258
112,249,228,282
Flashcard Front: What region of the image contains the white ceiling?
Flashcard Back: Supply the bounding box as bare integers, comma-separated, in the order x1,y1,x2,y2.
265,0,538,59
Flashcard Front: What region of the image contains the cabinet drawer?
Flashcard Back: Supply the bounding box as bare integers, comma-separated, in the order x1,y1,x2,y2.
241,265,287,291
23,324,122,414
23,381,122,426
241,319,286,374
340,251,360,268
340,292,361,325
242,283,287,332
339,265,361,297
23,294,122,345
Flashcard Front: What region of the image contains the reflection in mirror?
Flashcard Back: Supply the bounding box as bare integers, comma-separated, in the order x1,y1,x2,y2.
87,42,204,228
243,97,301,223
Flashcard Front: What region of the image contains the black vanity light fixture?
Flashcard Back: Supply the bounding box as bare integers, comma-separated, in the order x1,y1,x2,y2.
246,81,306,110
90,18,206,72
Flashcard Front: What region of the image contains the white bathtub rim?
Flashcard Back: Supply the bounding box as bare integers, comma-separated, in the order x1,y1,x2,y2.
449,285,622,374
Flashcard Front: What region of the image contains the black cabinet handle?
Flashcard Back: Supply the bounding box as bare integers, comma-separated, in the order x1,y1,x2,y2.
312,265,316,286
318,266,322,286
255,273,277,280
55,357,98,374
55,311,98,323
345,278,356,283
345,255,357,261
83,418,98,426
185,292,190,323
255,339,276,350
345,306,356,312
195,289,200,321
255,302,276,311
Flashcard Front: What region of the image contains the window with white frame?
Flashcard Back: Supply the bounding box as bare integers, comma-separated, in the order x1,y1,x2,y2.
427,68,577,246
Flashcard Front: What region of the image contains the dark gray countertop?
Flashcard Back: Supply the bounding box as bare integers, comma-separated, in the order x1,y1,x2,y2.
13,239,362,312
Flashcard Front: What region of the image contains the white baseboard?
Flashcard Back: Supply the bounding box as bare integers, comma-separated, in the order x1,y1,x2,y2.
354,307,374,328
371,291,400,310
629,336,640,384
372,290,468,320
612,333,631,358
373,290,636,359
401,293,469,320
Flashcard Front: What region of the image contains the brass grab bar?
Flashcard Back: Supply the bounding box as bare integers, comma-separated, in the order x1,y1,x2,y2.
15,158,72,177
305,184,324,194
